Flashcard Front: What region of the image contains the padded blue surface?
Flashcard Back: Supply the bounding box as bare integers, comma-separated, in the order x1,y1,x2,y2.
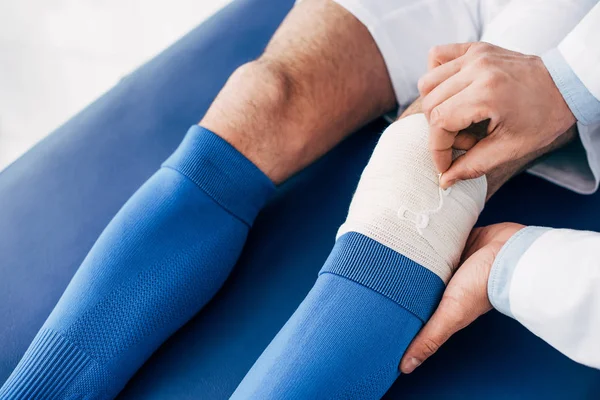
0,0,599,398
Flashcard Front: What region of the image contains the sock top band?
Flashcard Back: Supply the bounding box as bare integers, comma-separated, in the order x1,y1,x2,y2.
163,125,276,225
320,232,445,323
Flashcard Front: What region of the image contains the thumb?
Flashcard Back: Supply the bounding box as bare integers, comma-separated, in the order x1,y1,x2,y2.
399,247,494,373
399,294,472,374
439,135,508,188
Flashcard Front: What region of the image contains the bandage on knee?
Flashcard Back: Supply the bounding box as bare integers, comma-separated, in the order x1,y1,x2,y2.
337,113,487,283
231,114,487,399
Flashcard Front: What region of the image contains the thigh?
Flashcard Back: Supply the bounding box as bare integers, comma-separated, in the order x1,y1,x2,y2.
332,0,510,109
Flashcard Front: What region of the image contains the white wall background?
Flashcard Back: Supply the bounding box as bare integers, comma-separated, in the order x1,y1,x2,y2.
0,0,233,170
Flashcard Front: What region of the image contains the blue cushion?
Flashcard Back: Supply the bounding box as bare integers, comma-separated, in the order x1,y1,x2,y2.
0,0,598,398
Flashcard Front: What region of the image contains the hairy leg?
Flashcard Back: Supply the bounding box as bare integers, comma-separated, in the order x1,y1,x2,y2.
202,0,396,183
0,2,396,399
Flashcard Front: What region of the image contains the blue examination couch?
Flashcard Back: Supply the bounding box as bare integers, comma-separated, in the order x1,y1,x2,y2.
1,0,599,398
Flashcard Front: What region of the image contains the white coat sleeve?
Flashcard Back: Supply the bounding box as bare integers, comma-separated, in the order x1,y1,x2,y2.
489,226,600,369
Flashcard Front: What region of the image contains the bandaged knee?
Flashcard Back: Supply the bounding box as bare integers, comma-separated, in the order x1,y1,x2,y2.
232,114,488,399
337,112,487,283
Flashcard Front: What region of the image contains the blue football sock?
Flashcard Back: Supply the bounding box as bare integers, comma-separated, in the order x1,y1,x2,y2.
0,126,274,400
232,232,445,399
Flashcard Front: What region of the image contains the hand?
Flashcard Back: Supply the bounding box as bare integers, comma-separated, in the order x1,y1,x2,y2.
418,42,576,188
399,222,525,374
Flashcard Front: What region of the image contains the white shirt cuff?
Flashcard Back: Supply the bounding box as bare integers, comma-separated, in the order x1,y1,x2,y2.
543,48,600,126
487,226,552,318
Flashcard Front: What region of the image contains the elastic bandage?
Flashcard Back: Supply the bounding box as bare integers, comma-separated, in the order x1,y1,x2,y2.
338,113,487,282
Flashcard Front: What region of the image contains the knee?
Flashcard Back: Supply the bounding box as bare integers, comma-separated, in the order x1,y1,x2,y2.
231,58,298,110
209,57,301,125
200,57,310,183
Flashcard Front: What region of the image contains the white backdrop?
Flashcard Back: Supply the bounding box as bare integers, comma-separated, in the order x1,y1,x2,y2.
0,0,233,170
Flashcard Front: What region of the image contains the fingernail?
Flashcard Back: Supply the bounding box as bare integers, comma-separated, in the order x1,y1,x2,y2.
402,357,422,374
438,173,457,189
445,179,460,188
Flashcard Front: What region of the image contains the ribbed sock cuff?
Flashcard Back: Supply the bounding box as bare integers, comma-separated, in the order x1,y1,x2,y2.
0,329,94,400
319,232,445,322
163,125,276,225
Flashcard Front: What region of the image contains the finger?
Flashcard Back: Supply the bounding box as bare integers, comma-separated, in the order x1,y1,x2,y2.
428,42,474,70
430,84,489,133
429,126,456,174
439,134,513,188
399,293,472,374
422,70,472,120
400,247,495,374
418,57,463,96
462,227,485,261
453,132,478,150
428,86,489,175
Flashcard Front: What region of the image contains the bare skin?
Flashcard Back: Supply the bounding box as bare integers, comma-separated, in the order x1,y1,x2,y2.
419,43,577,187
400,221,526,374
201,0,395,184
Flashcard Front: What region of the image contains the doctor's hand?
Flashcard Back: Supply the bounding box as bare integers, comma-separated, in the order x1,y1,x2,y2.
399,222,525,374
418,42,576,189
